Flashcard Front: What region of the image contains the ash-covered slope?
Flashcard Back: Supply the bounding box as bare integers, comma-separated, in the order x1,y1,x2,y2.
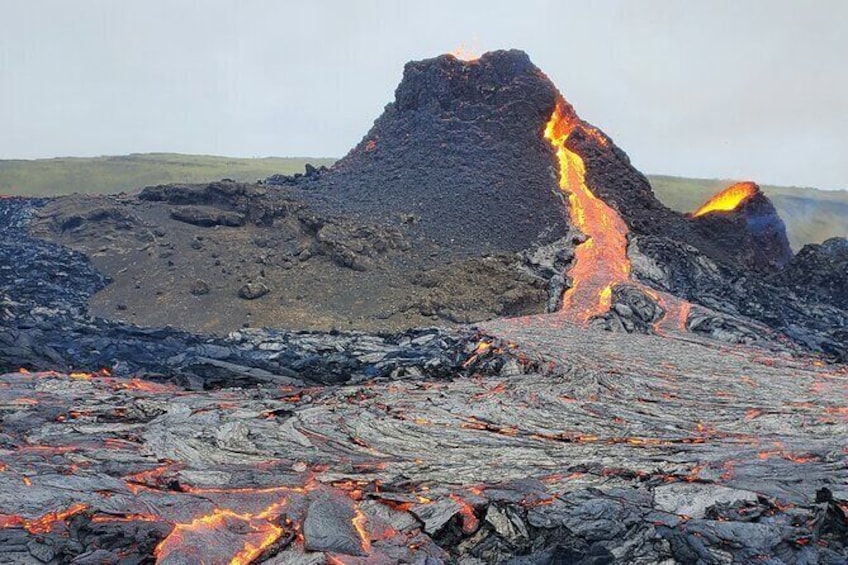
303,50,568,255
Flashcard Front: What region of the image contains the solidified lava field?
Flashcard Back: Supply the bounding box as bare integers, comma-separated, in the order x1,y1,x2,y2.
0,50,846,564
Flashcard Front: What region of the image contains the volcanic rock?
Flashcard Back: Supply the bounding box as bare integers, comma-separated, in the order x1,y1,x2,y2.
170,205,246,227
302,49,569,256
771,236,848,309
3,49,848,565
238,281,270,300
302,495,367,556
190,279,210,296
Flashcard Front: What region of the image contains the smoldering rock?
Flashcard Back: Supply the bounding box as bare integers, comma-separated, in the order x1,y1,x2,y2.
302,495,367,556
653,483,759,520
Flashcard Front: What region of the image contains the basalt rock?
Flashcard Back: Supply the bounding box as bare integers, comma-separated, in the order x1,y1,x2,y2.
300,50,570,256
629,234,848,360
237,281,270,300
170,205,246,227
771,236,848,310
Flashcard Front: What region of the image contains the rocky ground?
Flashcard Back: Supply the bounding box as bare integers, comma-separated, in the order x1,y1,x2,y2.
28,182,553,334
0,318,846,564
1,194,847,563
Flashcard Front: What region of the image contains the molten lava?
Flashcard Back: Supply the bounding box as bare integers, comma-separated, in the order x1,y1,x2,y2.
692,181,758,217
543,99,632,322
154,502,288,565
450,44,480,62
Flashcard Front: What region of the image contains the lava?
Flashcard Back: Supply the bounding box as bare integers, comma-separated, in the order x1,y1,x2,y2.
351,508,371,553
0,503,88,534
543,99,632,323
154,502,289,565
693,181,758,217
450,44,480,62
448,494,480,534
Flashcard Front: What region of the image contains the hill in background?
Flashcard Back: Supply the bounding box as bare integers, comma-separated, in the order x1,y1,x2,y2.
0,153,336,196
1,153,844,250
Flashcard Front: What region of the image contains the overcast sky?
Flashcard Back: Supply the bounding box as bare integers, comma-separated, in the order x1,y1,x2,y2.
2,1,846,190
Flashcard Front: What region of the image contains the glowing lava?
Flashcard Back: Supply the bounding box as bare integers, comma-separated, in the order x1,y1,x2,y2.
693,181,758,217
450,44,480,62
154,502,288,565
543,99,632,323
0,503,88,534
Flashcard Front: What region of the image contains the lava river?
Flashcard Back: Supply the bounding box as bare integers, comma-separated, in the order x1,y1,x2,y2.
543,99,632,323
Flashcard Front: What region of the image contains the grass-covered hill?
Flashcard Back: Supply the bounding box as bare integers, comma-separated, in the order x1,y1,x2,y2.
0,153,844,250
0,153,335,197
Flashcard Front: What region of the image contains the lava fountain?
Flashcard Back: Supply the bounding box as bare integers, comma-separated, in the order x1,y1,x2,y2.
543,99,632,323
693,181,758,217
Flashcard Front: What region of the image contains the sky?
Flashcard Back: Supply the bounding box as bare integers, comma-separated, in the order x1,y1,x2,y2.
1,0,846,190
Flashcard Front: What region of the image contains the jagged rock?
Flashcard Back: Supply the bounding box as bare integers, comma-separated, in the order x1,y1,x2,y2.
411,497,463,536
771,237,848,310
303,495,367,556
189,280,210,296
654,484,759,519
170,206,245,228
237,281,269,300
599,284,665,334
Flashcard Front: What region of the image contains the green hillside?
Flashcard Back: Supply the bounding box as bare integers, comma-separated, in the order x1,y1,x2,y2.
0,153,336,197
648,175,848,250
0,153,844,250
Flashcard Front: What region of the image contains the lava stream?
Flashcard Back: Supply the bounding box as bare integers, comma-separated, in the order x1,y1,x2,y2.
543,100,632,323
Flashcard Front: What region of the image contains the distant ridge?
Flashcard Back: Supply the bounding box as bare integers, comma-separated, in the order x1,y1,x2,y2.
0,153,843,249
0,153,336,197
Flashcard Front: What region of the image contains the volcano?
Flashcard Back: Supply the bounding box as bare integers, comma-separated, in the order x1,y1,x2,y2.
1,50,847,564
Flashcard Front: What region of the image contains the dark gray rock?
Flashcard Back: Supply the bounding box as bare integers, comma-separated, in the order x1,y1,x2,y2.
170,206,245,228
303,495,367,556
237,282,269,300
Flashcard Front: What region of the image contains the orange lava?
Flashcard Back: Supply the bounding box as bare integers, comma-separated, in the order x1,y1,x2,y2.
448,494,479,534
0,503,88,534
154,501,288,565
543,99,632,323
693,181,758,217
450,45,480,62
351,508,372,553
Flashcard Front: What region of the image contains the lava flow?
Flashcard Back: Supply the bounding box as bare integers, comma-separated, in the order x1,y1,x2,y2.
693,181,758,217
543,99,632,323
153,503,288,565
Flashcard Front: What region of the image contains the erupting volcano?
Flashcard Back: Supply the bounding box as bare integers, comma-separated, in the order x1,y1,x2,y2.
1,49,847,564
693,181,759,217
